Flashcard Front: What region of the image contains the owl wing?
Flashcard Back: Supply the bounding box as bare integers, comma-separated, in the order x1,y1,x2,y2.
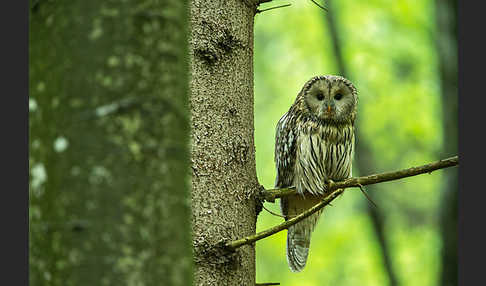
274,111,297,189
275,111,326,272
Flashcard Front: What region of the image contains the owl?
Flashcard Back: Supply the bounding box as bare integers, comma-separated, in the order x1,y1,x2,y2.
274,75,358,272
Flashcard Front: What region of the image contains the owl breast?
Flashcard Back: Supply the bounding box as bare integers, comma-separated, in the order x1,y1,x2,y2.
294,122,354,196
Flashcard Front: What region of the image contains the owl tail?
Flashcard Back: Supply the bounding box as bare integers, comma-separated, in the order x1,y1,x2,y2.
286,207,323,272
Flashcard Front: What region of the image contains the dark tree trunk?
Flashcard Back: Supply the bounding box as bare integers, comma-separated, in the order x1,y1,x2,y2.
29,0,191,285
323,1,399,285
189,1,261,285
435,0,458,285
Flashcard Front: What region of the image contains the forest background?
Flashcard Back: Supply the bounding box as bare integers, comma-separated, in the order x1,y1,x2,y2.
254,1,456,285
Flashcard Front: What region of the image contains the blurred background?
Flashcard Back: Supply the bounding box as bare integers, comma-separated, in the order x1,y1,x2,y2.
29,1,192,285
254,0,457,285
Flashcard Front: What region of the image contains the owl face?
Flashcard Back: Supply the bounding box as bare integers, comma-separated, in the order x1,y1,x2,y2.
302,75,357,123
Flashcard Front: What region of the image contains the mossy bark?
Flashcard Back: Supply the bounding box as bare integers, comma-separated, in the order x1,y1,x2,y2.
29,0,191,285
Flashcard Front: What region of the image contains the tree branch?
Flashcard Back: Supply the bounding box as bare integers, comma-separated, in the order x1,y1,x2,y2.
256,0,273,4
310,0,328,11
256,4,291,14
227,185,345,251
226,155,458,250
262,155,458,202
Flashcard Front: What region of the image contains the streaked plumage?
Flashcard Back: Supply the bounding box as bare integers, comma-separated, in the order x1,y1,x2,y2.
275,75,358,272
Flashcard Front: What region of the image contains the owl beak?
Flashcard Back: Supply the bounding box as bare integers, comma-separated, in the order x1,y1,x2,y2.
321,103,334,118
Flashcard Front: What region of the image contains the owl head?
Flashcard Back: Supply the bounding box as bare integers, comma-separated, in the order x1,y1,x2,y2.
297,75,358,124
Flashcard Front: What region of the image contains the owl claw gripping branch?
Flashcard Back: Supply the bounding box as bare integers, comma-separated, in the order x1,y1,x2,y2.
274,75,358,272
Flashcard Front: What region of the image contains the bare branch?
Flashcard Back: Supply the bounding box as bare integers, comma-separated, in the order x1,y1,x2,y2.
358,183,378,209
261,186,296,203
227,185,344,250
256,4,291,14
310,0,328,11
226,156,458,250
256,0,274,4
262,155,458,202
262,204,286,218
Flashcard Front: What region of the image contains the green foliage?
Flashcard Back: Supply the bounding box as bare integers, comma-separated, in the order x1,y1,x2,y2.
254,0,448,285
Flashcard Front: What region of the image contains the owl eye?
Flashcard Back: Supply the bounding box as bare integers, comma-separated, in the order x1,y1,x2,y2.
316,93,324,101
334,93,343,100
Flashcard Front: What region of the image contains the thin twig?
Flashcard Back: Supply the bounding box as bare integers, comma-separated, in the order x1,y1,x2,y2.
262,204,286,218
226,156,458,250
310,0,328,11
358,183,378,209
256,283,280,286
256,4,291,14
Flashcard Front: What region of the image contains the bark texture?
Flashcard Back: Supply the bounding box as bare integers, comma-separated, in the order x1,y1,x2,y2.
29,0,191,285
189,1,259,285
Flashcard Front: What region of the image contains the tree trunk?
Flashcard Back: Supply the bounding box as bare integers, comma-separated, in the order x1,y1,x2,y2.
29,0,191,285
435,0,458,285
323,1,399,285
189,1,259,285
